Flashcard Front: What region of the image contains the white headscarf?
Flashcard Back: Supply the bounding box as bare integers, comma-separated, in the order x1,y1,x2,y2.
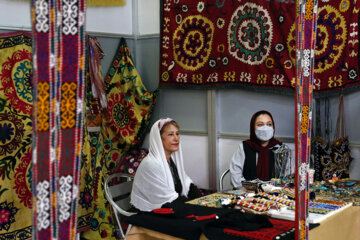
130,118,192,211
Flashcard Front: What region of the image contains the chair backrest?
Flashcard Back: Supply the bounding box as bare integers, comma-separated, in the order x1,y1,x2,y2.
105,173,136,217
219,168,231,192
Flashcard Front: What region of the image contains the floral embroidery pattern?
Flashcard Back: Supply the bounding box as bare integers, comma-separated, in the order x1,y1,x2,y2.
0,31,33,239
0,201,18,231
79,186,93,210
0,111,25,156
106,92,137,139
257,74,267,84
173,15,214,71
13,148,32,209
224,71,235,82
192,74,203,84
0,49,33,115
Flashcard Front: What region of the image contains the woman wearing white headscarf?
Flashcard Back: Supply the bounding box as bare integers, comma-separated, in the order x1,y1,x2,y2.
130,118,201,212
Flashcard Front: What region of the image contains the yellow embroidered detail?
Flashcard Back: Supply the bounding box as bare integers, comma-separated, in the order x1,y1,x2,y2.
265,58,274,68
300,220,306,240
60,82,77,129
80,55,85,70
192,74,203,84
37,82,50,131
301,105,309,134
224,71,235,82
163,17,170,33
340,0,350,12
257,74,267,84
161,71,169,82
173,15,214,71
305,0,314,21
328,75,343,88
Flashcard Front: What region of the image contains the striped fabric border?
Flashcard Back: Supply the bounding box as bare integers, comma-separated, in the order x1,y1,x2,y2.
31,0,85,239
294,0,318,239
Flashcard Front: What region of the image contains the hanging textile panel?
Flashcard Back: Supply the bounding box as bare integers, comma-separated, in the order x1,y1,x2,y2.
81,38,158,239
294,0,318,239
0,31,32,240
77,36,105,233
159,0,360,95
31,0,86,239
87,0,126,7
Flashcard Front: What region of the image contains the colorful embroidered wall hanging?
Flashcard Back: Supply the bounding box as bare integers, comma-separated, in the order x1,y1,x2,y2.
81,38,158,239
294,0,318,239
31,0,86,239
0,31,32,240
159,0,360,95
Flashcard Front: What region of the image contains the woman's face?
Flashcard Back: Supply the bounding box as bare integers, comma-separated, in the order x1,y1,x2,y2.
255,114,273,130
161,124,180,155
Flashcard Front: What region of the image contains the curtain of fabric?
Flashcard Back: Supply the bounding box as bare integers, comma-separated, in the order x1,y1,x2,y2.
0,31,33,240
81,38,158,239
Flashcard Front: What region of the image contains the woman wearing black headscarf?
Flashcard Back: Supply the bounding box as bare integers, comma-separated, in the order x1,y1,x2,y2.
230,110,283,189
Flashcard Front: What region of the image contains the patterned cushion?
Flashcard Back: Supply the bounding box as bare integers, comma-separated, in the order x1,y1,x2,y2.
113,148,148,176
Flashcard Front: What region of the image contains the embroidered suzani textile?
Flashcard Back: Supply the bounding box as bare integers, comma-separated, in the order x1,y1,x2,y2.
81,38,158,239
31,0,86,239
0,31,32,240
160,0,360,95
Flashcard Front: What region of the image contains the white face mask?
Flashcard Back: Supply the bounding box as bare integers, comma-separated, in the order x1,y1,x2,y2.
255,125,274,141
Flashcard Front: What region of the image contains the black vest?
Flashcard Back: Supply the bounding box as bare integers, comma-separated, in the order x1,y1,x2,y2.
242,141,276,181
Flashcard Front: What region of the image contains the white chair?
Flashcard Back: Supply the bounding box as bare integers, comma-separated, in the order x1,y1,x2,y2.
104,173,137,239
219,168,230,192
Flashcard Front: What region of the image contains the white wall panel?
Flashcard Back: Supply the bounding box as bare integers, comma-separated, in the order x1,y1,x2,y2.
181,135,209,189
138,0,160,35
218,89,295,138
87,3,133,35
0,0,31,30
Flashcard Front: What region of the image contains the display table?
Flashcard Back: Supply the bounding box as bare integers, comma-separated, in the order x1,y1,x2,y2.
126,189,360,240
309,205,360,240
127,206,359,240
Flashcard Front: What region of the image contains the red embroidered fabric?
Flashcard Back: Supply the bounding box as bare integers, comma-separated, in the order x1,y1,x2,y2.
160,0,360,96
223,218,294,240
